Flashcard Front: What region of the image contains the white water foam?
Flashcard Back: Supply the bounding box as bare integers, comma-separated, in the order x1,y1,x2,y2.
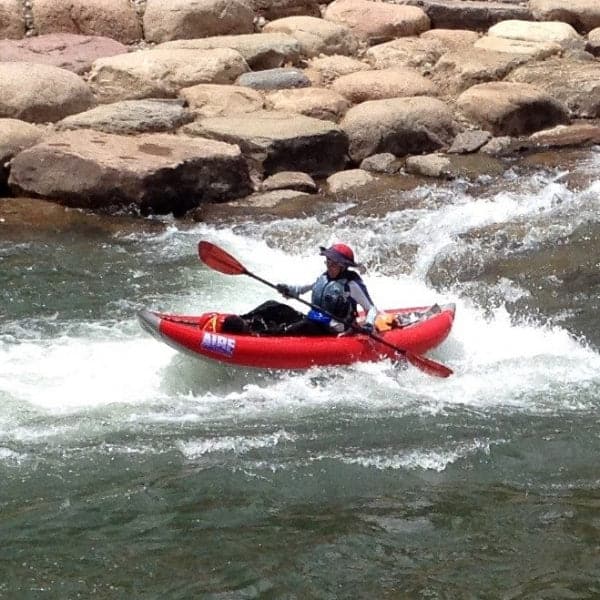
331,438,494,472
0,329,173,411
2,170,600,445
178,429,295,460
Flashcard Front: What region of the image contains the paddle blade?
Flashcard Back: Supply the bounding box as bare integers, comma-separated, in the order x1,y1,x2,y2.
405,351,453,378
198,241,247,276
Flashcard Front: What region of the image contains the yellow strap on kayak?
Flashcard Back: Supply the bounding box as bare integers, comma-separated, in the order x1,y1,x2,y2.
202,313,219,332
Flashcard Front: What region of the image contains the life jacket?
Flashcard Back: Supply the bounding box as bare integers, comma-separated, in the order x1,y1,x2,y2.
309,271,367,323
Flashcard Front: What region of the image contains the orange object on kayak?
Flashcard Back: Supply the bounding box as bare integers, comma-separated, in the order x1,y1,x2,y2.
138,303,455,370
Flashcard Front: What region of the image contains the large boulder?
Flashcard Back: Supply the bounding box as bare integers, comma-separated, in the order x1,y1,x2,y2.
247,0,320,20
236,67,311,90
508,58,600,118
587,27,600,56
431,47,529,94
180,84,264,117
306,55,370,84
0,0,25,38
157,34,301,70
88,48,249,103
56,99,194,134
529,0,600,34
266,87,350,121
340,96,457,162
420,28,480,51
8,130,252,215
404,0,532,31
183,110,349,176
0,33,128,74
489,19,584,49
0,119,45,194
33,0,142,44
0,62,96,123
144,0,254,44
528,123,600,148
324,0,430,45
332,67,436,103
365,37,448,71
457,81,569,135
474,35,562,59
263,16,360,57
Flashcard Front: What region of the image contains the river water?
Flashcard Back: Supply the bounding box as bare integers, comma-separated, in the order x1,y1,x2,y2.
1,149,600,598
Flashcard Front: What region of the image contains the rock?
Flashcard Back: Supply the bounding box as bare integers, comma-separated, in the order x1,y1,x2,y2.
489,19,584,49
530,0,600,34
408,151,507,179
229,188,310,208
508,58,600,118
247,0,320,20
237,67,311,90
0,34,129,75
448,129,492,153
307,55,370,83
263,16,359,57
332,67,436,103
405,153,453,178
88,48,249,103
323,0,430,45
33,0,142,44
183,110,348,176
474,35,562,59
266,87,350,121
0,119,45,194
431,47,529,94
528,123,600,147
8,130,252,215
359,153,402,174
327,168,374,193
0,120,45,164
157,33,301,70
365,36,447,71
457,81,569,135
0,62,96,123
56,99,194,134
480,135,519,156
586,27,600,56
144,0,254,44
403,0,532,31
181,84,264,117
340,96,457,162
0,0,25,39
420,28,480,51
260,171,317,192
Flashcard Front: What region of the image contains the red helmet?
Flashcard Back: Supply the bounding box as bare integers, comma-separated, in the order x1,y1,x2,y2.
319,243,356,267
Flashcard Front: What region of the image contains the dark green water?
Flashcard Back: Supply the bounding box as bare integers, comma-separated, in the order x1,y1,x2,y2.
1,159,600,598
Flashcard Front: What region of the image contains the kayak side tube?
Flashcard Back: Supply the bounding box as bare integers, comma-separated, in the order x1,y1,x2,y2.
138,304,456,369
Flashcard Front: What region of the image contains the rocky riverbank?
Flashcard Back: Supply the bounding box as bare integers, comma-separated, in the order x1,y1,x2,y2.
1,0,600,228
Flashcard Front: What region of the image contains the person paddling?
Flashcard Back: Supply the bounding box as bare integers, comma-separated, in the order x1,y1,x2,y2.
222,243,378,336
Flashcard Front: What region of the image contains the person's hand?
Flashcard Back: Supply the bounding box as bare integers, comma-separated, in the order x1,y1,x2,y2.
330,320,346,334
336,329,353,337
276,284,292,298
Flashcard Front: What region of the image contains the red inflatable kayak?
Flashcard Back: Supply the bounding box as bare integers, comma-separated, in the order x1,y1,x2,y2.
138,303,455,370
